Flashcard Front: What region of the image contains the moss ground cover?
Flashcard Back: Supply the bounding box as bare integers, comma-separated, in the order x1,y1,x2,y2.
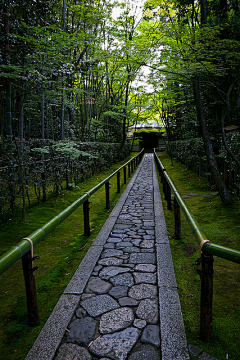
157,152,240,360
0,152,139,360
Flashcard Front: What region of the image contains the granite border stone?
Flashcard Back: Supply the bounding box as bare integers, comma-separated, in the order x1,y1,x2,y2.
24,295,80,360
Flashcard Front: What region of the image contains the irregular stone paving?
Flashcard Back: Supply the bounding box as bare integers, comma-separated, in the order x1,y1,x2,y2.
25,154,219,360
56,155,161,360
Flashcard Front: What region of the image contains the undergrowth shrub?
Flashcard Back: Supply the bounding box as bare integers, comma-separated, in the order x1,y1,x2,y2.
0,140,131,218
168,135,240,193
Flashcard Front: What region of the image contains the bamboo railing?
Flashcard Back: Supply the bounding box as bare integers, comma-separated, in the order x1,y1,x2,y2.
0,149,144,325
154,149,240,341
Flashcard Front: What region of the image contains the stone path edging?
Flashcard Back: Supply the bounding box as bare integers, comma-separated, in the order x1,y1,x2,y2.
153,158,189,360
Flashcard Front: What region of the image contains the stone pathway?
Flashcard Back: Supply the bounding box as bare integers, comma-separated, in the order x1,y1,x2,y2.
25,154,189,360
64,155,161,360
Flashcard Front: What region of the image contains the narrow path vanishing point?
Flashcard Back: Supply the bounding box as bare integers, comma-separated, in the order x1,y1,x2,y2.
25,154,189,360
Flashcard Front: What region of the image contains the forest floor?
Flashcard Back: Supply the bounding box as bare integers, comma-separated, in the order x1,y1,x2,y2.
158,152,240,360
0,152,138,360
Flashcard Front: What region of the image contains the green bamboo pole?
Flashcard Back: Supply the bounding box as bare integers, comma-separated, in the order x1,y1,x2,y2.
154,150,240,264
0,149,144,275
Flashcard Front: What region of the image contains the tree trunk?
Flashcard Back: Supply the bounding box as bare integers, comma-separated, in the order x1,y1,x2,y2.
5,5,12,153
192,79,233,205
201,0,207,25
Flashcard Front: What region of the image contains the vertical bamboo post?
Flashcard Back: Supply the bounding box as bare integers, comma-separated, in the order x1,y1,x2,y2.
163,177,167,199
117,171,120,193
123,166,126,184
131,160,133,173
128,163,131,177
161,168,166,183
22,251,40,327
83,199,90,236
200,253,213,342
105,181,110,209
166,182,171,210
174,197,181,239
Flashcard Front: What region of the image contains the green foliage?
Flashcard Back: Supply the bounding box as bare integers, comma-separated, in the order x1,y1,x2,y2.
134,128,161,134
0,140,131,218
53,141,98,160
219,133,240,171
1,0,149,144
169,136,240,192
170,138,205,167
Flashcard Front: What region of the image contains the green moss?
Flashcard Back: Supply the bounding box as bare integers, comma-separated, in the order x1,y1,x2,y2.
0,152,139,360
157,152,240,360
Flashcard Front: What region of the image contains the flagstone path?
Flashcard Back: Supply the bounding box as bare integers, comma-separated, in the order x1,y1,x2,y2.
25,154,191,360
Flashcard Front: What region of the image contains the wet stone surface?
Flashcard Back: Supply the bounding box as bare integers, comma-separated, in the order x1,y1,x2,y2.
128,344,160,360
141,325,161,347
57,155,162,360
110,272,134,287
85,277,112,294
133,272,157,284
136,299,159,324
66,317,97,346
109,285,128,298
89,327,141,360
99,307,134,334
55,343,92,360
80,294,119,317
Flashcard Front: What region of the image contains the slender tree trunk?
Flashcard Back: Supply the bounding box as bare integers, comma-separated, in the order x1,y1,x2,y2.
5,5,12,153
122,76,130,146
61,0,66,140
19,94,24,143
192,79,233,205
201,0,207,25
40,67,46,201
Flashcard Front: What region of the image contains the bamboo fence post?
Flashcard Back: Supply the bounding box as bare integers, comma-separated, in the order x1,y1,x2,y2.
163,177,167,199
123,166,126,184
200,253,213,341
105,181,110,209
174,196,181,239
117,171,120,193
166,182,171,210
22,251,40,327
83,199,90,236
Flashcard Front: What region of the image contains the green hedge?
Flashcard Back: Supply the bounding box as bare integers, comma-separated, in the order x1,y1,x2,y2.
0,140,131,217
